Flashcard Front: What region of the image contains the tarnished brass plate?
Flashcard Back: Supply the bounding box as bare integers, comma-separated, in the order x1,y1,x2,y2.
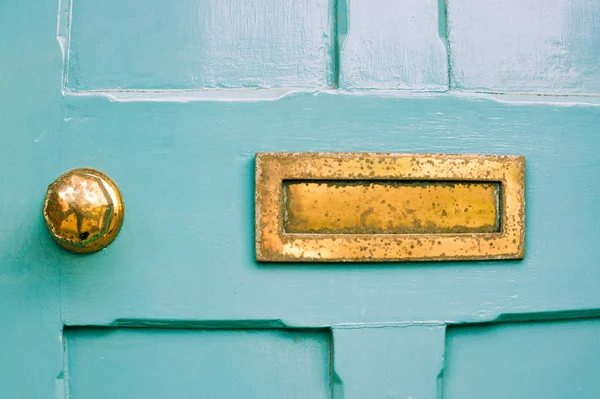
284,181,500,234
255,153,525,262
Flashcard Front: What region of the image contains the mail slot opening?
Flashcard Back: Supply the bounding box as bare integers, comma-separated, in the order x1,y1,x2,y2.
283,180,501,235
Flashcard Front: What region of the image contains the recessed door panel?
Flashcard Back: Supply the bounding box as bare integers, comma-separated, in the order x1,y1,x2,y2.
444,319,600,399
66,328,331,399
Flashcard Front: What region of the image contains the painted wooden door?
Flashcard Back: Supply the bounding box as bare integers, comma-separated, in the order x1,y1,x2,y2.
2,0,600,398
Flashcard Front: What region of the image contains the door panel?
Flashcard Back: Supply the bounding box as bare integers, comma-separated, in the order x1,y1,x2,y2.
448,0,600,94
332,325,446,399
443,319,600,398
339,0,449,90
59,94,600,326
65,0,335,90
66,328,331,399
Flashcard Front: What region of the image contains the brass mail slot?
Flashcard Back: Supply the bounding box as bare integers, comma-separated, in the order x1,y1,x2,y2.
255,153,525,262
284,181,500,234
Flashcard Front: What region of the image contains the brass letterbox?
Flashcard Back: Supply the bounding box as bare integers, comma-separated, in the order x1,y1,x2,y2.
255,153,525,262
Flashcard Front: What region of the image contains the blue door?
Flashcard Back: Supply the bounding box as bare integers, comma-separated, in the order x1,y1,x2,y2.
2,0,600,397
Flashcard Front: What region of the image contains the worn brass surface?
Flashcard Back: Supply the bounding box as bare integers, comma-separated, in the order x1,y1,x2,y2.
43,168,124,253
255,153,525,262
284,181,500,234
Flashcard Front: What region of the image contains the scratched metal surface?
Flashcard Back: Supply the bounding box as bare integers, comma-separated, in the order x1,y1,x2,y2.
283,180,500,234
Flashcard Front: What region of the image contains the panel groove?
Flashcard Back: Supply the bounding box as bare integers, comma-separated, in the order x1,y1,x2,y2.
441,0,452,90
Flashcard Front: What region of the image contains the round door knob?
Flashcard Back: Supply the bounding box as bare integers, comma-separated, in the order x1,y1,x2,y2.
42,168,124,253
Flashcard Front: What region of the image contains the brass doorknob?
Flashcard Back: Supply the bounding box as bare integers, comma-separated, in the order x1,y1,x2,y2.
42,168,124,253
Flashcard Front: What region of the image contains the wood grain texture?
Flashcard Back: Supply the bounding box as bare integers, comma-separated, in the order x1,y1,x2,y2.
444,319,600,398
340,0,449,90
448,0,600,94
0,0,64,398
66,328,331,399
58,93,600,326
67,0,335,90
333,325,446,399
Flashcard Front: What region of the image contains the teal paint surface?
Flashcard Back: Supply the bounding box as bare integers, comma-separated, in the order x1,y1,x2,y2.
66,0,335,90
2,0,600,397
0,0,64,397
333,325,446,399
448,0,600,94
444,319,600,398
66,328,331,398
339,0,449,90
59,93,600,326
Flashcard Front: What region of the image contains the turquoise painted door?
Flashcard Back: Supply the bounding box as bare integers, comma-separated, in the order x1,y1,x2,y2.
2,0,600,398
